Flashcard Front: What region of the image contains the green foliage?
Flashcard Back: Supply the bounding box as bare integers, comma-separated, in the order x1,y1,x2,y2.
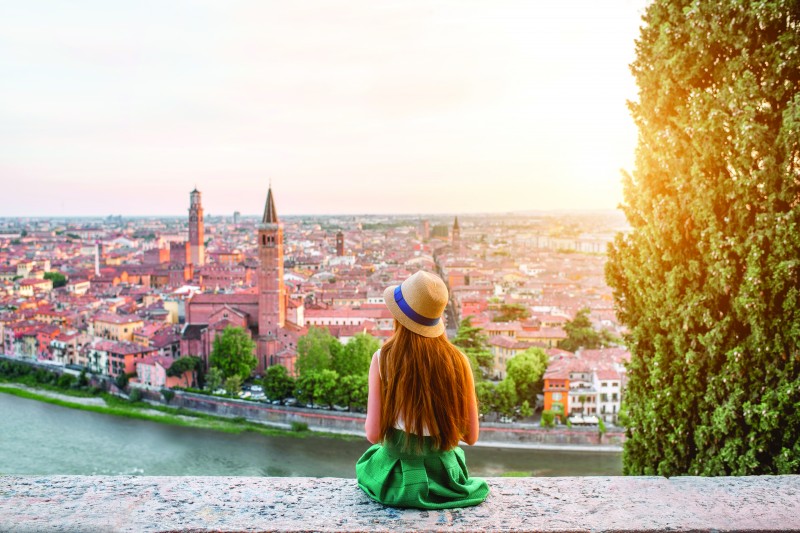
204,367,224,392
332,333,379,377
295,326,339,377
606,0,800,476
494,303,530,323
558,308,616,352
167,356,202,387
115,373,129,389
295,369,339,407
209,326,257,380
495,378,518,417
519,400,533,418
161,388,175,404
540,410,556,428
505,348,548,407
475,381,496,416
334,374,368,411
262,365,295,403
598,418,607,436
291,421,309,432
57,373,75,389
43,271,67,288
224,375,243,396
452,316,493,380
128,389,143,403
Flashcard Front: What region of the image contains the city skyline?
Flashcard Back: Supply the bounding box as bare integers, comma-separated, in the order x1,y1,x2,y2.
1,1,649,217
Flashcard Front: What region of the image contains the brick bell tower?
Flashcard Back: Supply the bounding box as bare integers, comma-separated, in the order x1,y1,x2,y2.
452,216,461,252
257,186,286,367
188,188,205,266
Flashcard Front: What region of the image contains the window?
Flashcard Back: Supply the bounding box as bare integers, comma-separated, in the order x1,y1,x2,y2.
601,382,608,387
552,393,562,401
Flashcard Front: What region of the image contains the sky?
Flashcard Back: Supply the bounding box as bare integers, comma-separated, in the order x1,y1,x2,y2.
0,0,651,217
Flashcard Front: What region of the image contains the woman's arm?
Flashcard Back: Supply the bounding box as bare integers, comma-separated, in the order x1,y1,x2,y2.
364,351,382,444
461,354,480,446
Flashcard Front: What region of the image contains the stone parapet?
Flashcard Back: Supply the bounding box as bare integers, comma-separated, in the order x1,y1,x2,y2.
2,475,799,532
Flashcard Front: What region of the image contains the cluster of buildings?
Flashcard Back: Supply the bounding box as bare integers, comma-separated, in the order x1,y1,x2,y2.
542,347,630,423
0,186,630,421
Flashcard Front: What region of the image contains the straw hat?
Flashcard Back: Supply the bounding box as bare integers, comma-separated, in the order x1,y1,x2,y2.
383,271,448,337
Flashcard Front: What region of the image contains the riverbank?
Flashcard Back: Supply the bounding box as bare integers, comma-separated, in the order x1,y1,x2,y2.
0,384,359,442
0,381,623,452
0,391,623,477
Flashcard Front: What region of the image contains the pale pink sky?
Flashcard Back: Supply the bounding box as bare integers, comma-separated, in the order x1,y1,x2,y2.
0,1,650,217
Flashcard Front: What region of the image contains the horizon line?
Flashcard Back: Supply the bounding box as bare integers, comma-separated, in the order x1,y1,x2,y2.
0,208,626,220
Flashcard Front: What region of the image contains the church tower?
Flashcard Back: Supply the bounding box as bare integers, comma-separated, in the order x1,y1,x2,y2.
452,216,461,250
336,231,345,256
257,187,286,363
188,188,205,266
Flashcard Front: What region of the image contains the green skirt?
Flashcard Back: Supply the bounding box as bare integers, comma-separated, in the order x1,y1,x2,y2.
356,430,489,509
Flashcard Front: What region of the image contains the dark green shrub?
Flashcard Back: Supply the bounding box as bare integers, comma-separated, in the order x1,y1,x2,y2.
115,373,129,389
161,389,175,404
290,421,309,432
57,373,75,389
128,389,143,403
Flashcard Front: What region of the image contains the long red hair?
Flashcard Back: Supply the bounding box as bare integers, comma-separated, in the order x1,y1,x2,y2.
379,321,475,451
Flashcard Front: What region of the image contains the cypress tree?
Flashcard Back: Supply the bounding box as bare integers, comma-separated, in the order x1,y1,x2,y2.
606,1,800,475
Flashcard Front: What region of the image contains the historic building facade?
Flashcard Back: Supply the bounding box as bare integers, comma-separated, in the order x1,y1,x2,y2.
181,187,300,375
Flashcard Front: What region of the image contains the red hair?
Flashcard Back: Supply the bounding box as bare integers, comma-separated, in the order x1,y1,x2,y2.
379,322,475,451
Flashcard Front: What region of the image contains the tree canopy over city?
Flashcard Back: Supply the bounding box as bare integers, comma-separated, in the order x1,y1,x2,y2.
43,271,67,288
452,316,493,379
606,0,800,475
450,314,548,421
267,327,379,411
209,326,257,381
558,307,617,352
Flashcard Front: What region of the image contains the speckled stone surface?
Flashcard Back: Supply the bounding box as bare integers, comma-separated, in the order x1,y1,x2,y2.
1,475,799,532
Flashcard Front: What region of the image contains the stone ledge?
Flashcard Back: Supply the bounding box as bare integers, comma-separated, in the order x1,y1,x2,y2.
1,475,799,532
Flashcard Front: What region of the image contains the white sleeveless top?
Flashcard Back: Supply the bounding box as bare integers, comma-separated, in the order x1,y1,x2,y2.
374,349,431,436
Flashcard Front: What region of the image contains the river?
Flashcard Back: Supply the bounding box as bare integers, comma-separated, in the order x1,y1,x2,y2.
0,393,622,477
